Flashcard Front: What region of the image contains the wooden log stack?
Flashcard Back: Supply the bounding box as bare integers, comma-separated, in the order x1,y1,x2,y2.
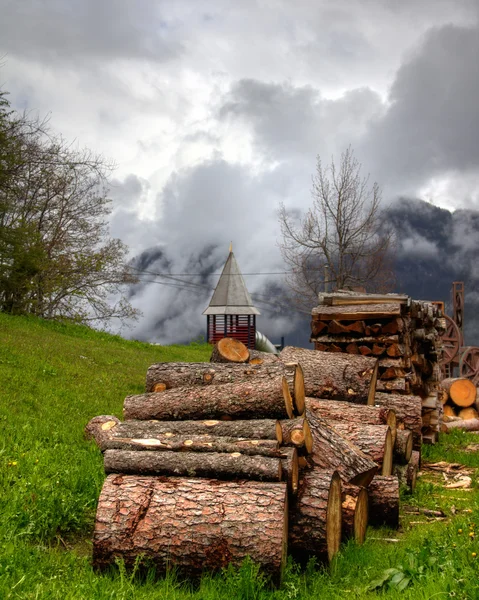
440,377,479,432
310,291,445,445
86,332,428,581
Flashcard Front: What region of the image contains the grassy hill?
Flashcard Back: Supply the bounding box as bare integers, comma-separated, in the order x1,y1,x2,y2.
1,313,479,599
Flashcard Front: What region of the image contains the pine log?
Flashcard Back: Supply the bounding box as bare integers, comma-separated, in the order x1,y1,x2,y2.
375,392,422,448
368,476,400,528
248,350,281,365
306,397,397,444
441,378,477,408
279,417,313,454
289,469,342,562
443,405,457,418
145,361,298,393
210,338,250,363
394,429,413,465
84,415,120,446
103,449,283,483
281,448,299,495
124,376,294,421
305,410,378,487
458,407,479,420
93,475,288,581
94,418,283,443
341,484,369,544
96,432,281,457
394,451,419,492
375,378,409,394
441,418,479,433
279,347,378,405
326,422,393,476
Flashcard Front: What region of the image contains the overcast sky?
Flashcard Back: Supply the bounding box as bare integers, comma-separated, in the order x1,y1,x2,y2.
1,1,479,343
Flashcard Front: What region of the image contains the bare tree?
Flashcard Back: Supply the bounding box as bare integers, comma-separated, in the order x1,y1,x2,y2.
279,147,395,309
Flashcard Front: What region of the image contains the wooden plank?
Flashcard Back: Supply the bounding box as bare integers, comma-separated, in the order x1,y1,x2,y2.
318,293,409,307
312,303,402,320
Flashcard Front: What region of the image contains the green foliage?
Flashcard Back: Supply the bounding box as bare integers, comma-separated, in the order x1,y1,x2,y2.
1,313,479,598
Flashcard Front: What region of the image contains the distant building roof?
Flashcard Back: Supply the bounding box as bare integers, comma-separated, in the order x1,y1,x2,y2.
203,251,260,316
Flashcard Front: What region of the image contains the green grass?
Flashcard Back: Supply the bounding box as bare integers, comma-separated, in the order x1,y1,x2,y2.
1,313,479,599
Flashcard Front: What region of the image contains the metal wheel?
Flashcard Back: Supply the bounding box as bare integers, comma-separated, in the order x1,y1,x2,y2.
440,315,461,367
459,346,479,386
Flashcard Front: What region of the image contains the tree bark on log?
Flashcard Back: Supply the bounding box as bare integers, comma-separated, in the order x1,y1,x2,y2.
281,448,299,495
393,451,419,492
305,410,378,487
305,397,397,445
368,476,400,528
84,415,120,446
124,376,294,421
145,361,299,394
341,484,369,544
441,418,479,432
93,418,283,443
279,417,313,454
326,422,393,476
103,449,283,483
394,429,413,465
93,475,288,581
289,469,342,563
279,347,378,406
248,349,281,365
210,338,250,363
375,392,422,449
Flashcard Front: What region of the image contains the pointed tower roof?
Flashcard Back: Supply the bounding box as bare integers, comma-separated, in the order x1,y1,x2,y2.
203,250,260,315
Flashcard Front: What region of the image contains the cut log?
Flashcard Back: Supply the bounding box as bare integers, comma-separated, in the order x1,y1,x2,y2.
145,361,299,393
327,320,351,334
345,321,366,334
443,405,457,418
97,433,281,457
341,484,369,544
96,418,283,443
84,415,120,446
93,475,288,581
368,476,400,528
279,417,313,454
248,349,281,365
311,320,328,336
375,392,422,448
306,397,397,444
289,469,342,562
394,429,413,465
103,449,283,483
326,423,393,476
279,347,378,406
394,451,419,492
441,418,479,433
375,378,409,394
210,338,250,363
346,343,359,354
281,448,299,495
124,376,294,421
305,409,378,487
458,407,479,420
441,378,477,408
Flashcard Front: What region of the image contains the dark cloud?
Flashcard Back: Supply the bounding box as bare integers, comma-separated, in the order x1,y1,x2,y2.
0,0,182,64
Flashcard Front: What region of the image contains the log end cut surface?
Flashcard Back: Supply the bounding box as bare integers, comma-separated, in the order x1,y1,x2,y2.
211,338,250,363
354,487,369,545
326,472,343,562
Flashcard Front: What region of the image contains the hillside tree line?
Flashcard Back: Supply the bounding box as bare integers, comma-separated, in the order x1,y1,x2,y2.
0,89,138,325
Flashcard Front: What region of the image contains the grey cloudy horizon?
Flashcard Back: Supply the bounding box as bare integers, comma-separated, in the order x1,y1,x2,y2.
2,0,479,344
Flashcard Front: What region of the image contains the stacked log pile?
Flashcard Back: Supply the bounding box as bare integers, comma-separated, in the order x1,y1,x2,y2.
309,291,445,444
86,336,411,581
440,377,479,432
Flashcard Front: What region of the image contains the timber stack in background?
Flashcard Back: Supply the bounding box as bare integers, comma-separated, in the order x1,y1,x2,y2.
310,291,445,445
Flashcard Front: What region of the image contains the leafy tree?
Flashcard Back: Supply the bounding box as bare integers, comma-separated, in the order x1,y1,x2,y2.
0,90,139,325
278,147,395,309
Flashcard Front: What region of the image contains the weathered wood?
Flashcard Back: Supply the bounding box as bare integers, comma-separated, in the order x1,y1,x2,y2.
375,392,422,448
279,347,378,406
305,409,378,487
305,397,396,445
312,303,402,320
124,376,294,421
93,476,288,581
341,484,369,544
394,451,419,492
375,378,409,394
279,417,313,454
368,476,400,527
440,378,477,408
311,319,328,336
96,418,282,443
145,361,298,393
210,338,250,363
289,469,342,562
103,449,283,482
327,422,393,476
394,429,413,465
